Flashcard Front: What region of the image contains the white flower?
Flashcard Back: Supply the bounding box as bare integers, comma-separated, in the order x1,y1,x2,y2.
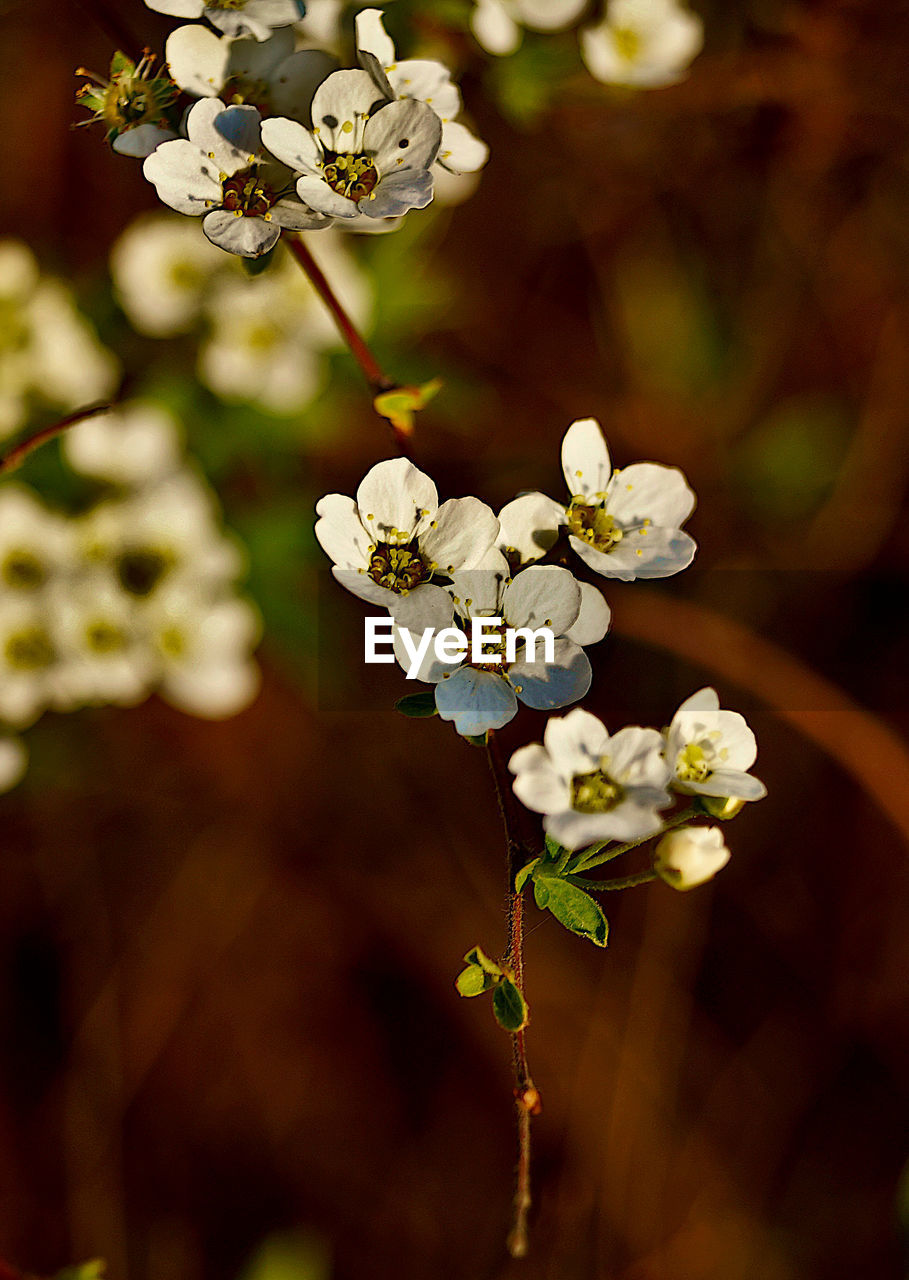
198,229,372,412
143,98,330,258
654,825,730,890
110,212,225,336
471,0,587,57
509,707,672,850
0,595,70,727
355,9,489,175
261,70,442,221
140,582,262,717
665,687,766,801
293,0,344,50
0,734,27,794
519,417,697,580
145,0,305,42
50,571,156,708
63,402,182,487
314,456,499,630
395,559,593,737
0,487,75,593
581,0,703,88
165,24,335,119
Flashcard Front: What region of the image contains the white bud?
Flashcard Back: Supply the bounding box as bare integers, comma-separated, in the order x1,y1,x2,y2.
654,825,730,891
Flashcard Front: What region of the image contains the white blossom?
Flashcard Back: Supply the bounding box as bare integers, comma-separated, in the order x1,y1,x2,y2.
314,456,499,631
0,487,75,593
110,212,224,336
261,70,442,222
0,595,71,727
0,735,27,794
665,687,766,801
355,9,489,175
509,707,672,850
654,825,730,890
50,571,156,708
143,98,330,258
63,403,182,488
581,0,703,88
145,0,305,42
395,558,593,737
471,0,587,57
165,24,335,118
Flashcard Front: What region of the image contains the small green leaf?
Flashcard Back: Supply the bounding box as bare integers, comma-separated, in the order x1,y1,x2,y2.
110,51,133,75
394,690,438,717
492,979,529,1033
533,878,551,909
536,877,609,947
464,732,488,747
242,245,278,276
544,834,565,861
463,945,502,977
515,858,540,893
455,964,496,997
374,378,442,438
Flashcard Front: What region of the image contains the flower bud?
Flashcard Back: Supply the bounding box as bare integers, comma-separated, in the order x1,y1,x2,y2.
654,825,730,891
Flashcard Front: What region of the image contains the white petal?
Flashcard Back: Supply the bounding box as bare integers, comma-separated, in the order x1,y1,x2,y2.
113,124,177,157
387,60,461,121
166,24,229,96
261,115,323,175
363,97,442,173
202,209,280,257
270,50,338,120
543,707,610,780
212,102,263,157
389,583,455,633
314,492,371,568
471,0,521,55
295,174,359,218
684,769,767,801
146,0,204,14
604,725,670,789
226,26,295,80
510,637,591,711
606,462,695,528
503,565,580,635
365,168,435,218
311,69,382,150
674,686,720,716
544,810,620,852
356,457,438,539
569,526,696,580
434,666,517,736
561,417,612,499
564,582,611,646
0,736,27,792
420,496,499,574
143,140,222,214
437,120,489,174
497,492,563,565
270,196,332,230
185,98,253,174
509,748,573,815
355,8,396,67
448,564,508,620
516,0,587,30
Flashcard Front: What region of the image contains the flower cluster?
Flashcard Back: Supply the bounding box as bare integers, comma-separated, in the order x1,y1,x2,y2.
111,212,372,413
471,0,704,89
0,241,118,443
78,7,488,256
0,402,261,796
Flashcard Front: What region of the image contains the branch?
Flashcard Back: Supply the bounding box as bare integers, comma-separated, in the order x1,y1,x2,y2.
0,401,117,476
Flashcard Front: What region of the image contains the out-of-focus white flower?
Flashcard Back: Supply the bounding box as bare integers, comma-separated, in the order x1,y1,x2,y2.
314,456,499,630
261,70,442,221
509,707,672,850
51,571,156,707
515,417,697,581
166,24,335,118
356,9,489,175
141,583,262,717
0,487,75,593
581,0,703,88
110,212,224,336
294,0,344,50
63,403,183,488
654,825,730,889
199,230,372,411
0,595,69,727
145,0,305,41
665,687,766,802
0,734,27,794
395,558,593,737
471,0,587,56
143,98,330,257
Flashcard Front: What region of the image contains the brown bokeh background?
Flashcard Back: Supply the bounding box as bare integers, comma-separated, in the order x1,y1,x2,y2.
1,1,908,1277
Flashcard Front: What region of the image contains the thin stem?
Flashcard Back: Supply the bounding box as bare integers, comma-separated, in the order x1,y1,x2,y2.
565,869,658,892
486,729,541,1259
570,808,695,874
0,401,117,476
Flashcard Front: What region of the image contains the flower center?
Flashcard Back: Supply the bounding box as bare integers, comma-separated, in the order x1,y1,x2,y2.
676,742,712,783
322,152,379,203
207,0,247,10
117,548,171,597
221,168,277,218
5,626,55,671
566,501,624,553
221,74,272,112
367,540,428,593
469,621,510,672
2,550,47,591
571,769,625,813
86,620,127,655
613,26,642,62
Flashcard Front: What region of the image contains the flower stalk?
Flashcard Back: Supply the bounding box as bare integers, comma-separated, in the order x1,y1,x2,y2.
0,400,119,476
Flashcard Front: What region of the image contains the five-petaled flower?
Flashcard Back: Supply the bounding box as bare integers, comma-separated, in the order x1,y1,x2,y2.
143,98,330,256
144,0,305,42
665,687,767,802
581,0,704,89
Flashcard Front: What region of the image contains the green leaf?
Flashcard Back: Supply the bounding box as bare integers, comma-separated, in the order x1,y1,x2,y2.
492,979,529,1033
373,378,442,438
514,858,540,893
533,878,551,909
242,245,278,277
544,834,566,861
463,945,502,977
455,964,496,997
110,51,133,76
535,877,609,947
394,690,438,717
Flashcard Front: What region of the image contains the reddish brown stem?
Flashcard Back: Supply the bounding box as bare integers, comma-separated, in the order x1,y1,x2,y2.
0,401,116,476
486,729,541,1259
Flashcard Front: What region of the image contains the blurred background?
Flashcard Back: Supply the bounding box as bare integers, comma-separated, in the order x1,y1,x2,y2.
1,0,908,1276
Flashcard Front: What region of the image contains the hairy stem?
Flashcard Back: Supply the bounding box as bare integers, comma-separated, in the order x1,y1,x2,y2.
486,729,541,1258
0,401,118,476
566,869,658,892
